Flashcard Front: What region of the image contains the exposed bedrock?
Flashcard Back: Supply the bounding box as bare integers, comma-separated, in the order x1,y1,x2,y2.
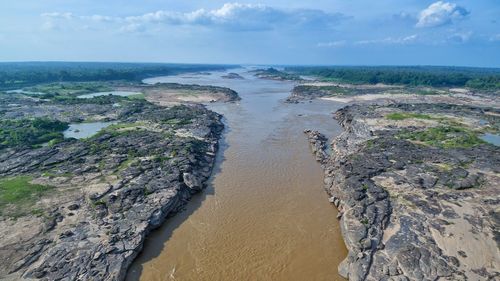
305,103,500,281
0,100,224,281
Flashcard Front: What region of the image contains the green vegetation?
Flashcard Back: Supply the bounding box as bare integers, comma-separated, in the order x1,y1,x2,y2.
163,118,192,127
25,82,112,96
106,122,146,131
386,112,433,120
255,68,302,81
16,82,139,105
0,118,69,149
286,66,500,90
91,122,149,139
127,93,145,100
398,126,485,148
0,176,53,217
0,62,231,90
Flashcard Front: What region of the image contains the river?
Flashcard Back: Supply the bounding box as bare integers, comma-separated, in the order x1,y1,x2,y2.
126,68,348,281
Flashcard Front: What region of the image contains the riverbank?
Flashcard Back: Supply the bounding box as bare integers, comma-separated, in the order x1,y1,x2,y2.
0,93,224,280
306,102,500,280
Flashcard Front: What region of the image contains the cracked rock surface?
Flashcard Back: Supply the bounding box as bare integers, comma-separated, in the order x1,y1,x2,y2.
0,97,223,281
306,103,500,281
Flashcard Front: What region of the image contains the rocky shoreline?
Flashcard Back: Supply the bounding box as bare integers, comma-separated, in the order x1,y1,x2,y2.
0,94,225,280
306,103,500,280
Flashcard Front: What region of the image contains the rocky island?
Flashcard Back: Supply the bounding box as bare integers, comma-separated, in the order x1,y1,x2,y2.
0,79,234,280
305,100,499,280
221,72,244,80
252,67,302,81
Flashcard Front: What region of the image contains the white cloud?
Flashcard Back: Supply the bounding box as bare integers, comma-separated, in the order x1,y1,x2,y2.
41,3,346,32
317,40,346,48
83,15,116,22
41,12,73,20
355,34,418,45
123,3,345,31
416,1,469,28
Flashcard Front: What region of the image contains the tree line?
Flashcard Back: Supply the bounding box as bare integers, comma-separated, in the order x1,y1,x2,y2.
0,62,230,90
286,66,500,90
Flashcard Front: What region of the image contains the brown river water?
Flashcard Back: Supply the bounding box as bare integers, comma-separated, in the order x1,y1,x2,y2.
126,68,347,281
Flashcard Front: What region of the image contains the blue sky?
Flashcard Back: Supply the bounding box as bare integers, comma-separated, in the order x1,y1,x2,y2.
0,0,499,67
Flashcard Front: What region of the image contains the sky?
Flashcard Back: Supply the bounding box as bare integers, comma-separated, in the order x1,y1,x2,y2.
0,0,499,67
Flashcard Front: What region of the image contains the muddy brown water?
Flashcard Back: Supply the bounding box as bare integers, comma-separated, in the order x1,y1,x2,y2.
126,69,348,281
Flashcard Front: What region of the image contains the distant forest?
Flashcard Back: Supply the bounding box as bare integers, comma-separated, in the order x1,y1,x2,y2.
0,62,231,90
286,66,500,90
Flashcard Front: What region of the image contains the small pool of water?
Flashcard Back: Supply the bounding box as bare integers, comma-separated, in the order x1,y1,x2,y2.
481,133,500,146
64,122,116,139
77,91,141,99
6,89,45,95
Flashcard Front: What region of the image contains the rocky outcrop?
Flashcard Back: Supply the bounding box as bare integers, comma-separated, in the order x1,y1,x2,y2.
306,103,500,280
221,73,244,80
252,68,302,81
287,85,341,103
304,129,329,165
0,98,224,280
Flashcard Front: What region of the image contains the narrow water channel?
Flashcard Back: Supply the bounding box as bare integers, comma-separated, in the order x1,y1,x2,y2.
126,69,348,281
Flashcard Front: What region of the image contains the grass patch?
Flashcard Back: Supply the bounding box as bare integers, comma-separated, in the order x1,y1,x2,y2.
127,93,145,100
0,176,53,217
386,112,433,121
398,126,485,148
91,122,147,138
107,122,145,131
26,82,112,96
163,118,192,127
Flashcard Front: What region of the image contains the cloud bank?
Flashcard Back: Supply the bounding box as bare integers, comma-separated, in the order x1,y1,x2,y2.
416,1,469,28
42,3,346,32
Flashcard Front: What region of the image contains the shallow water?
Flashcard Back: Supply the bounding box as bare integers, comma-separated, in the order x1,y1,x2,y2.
77,91,141,99
481,133,500,146
127,69,347,281
63,121,115,139
6,89,45,95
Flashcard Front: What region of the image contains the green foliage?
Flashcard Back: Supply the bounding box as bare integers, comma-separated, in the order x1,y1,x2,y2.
255,68,302,80
127,93,145,100
0,176,53,217
286,66,500,90
163,118,192,127
26,82,112,96
0,118,69,149
398,126,485,148
386,112,433,120
0,62,231,90
91,199,107,208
